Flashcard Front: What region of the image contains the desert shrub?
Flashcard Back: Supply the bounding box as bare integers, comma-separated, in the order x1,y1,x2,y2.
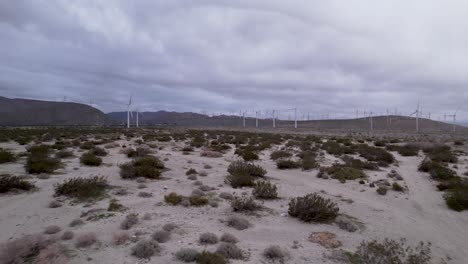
270,150,292,160
252,181,278,199
226,216,250,230
392,182,404,192
444,187,468,211
80,152,102,166
108,199,125,212
196,251,227,264
276,159,301,169
322,141,347,155
201,150,223,158
44,225,61,235
0,234,57,264
54,176,108,200
48,200,62,208
376,186,388,195
220,233,238,244
112,231,130,245
192,189,205,197
320,165,366,183
386,144,419,156
69,219,84,227
176,248,199,262
25,150,61,174
227,160,266,177
132,239,160,259
55,149,74,159
355,144,394,166
80,141,95,150
418,160,456,180
152,230,171,243
89,147,107,157
235,148,259,161
231,195,260,212
75,232,97,248
263,245,288,262
348,238,431,264
186,168,198,175
216,243,244,259
0,174,35,193
341,156,379,170
374,140,386,147
190,195,209,206
138,191,153,198
288,193,339,223
162,223,178,232
424,145,457,163
165,192,183,205
127,146,152,158
121,213,139,230
219,192,234,200
0,149,16,163
225,172,255,188
120,156,165,179
199,232,218,245
301,156,318,170
61,230,74,240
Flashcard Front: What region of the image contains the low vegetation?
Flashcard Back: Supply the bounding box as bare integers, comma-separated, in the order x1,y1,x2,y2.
80,152,102,166
0,148,16,163
54,176,108,200
276,159,301,169
0,174,35,193
25,145,61,174
288,193,339,223
346,238,432,264
231,194,261,212
120,156,165,179
252,180,278,199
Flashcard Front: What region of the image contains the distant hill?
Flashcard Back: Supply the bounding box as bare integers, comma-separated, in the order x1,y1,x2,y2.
0,96,112,126
107,111,468,133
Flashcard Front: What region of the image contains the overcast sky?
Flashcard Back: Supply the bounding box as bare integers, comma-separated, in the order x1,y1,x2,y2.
0,1,467,121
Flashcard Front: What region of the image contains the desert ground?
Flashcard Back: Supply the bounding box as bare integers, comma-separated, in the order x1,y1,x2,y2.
0,128,467,264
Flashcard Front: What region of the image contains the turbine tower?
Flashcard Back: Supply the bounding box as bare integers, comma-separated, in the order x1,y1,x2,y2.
126,96,132,128
294,107,297,129
446,106,461,133
409,101,420,133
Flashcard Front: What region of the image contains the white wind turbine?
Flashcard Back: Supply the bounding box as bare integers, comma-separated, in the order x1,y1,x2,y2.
126,96,132,128
409,101,420,133
446,105,461,133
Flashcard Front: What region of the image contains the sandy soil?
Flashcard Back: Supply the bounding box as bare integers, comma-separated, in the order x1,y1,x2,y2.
0,137,467,264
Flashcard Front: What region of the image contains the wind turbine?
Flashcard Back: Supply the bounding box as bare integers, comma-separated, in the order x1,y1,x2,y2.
294,107,297,129
126,96,132,128
447,105,461,133
409,101,420,133
255,110,260,128
272,110,276,128
135,109,142,128
369,111,373,131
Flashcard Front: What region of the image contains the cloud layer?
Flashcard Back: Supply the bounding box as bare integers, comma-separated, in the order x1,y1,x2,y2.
1,0,467,121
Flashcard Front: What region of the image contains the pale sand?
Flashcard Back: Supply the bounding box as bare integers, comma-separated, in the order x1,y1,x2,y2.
0,138,467,264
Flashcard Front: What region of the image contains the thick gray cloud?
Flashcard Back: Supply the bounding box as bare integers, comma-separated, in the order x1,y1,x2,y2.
0,0,467,122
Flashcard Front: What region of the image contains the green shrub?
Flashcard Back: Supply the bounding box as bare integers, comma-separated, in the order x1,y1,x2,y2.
0,149,16,163
120,156,164,179
227,161,266,177
108,199,125,212
226,172,255,188
55,150,74,159
231,195,260,212
444,187,468,211
355,144,394,166
235,148,259,161
392,182,404,192
189,195,208,206
320,164,366,183
89,147,107,156
54,176,108,200
424,145,457,163
270,150,292,160
374,140,386,147
164,192,183,205
348,238,431,264
80,152,102,166
276,159,301,170
376,186,387,195
252,181,278,199
322,141,348,156
80,141,95,150
288,193,339,222
386,144,419,156
0,174,35,193
301,156,318,170
196,251,227,264
418,160,456,181
25,154,61,174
